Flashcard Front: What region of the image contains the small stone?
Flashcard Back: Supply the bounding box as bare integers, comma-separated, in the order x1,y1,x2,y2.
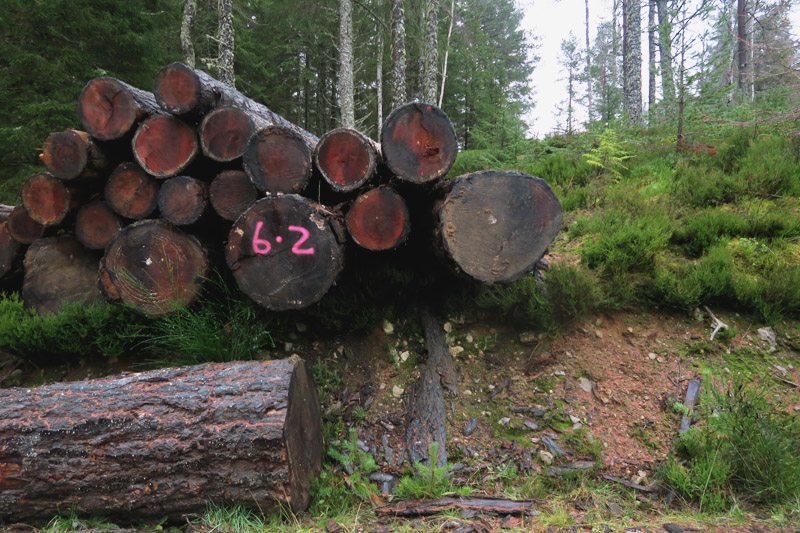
524,419,539,431
539,450,554,465
758,327,777,353
578,377,594,393
284,342,293,352
519,332,538,344
449,346,465,357
553,370,566,377
657,356,665,363
443,322,453,333
399,350,410,362
462,417,479,436
569,414,581,424
337,345,344,354
648,353,657,360
326,520,344,533
379,383,386,390
465,334,474,343
488,384,495,391
572,423,583,430
595,329,604,339
392,385,404,398
595,318,603,327
498,417,511,426
627,327,634,333
296,322,308,333
382,320,394,335
463,389,472,396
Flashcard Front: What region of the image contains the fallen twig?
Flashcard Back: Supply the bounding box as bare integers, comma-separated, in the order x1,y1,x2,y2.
703,305,728,341
602,474,657,493
375,495,537,517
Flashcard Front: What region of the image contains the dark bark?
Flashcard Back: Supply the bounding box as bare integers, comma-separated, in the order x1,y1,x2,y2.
6,205,45,245
41,129,111,182
209,170,259,221
422,0,438,103
345,186,410,250
243,126,317,195
314,128,381,193
225,195,345,311
104,162,160,220
77,78,160,141
339,0,355,128
157,176,208,226
132,115,198,178
380,102,457,184
434,171,563,283
21,236,104,315
391,0,407,107
20,172,71,227
656,0,676,103
217,0,235,88
737,0,747,97
376,495,536,517
181,0,196,68
623,0,642,123
75,201,123,250
0,222,19,279
0,356,323,524
99,220,208,315
154,62,229,116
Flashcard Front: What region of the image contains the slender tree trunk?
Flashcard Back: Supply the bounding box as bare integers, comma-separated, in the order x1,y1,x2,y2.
656,0,675,103
438,0,455,107
567,72,574,134
377,33,384,136
181,0,196,69
737,0,747,98
339,0,355,128
676,4,686,152
612,0,620,102
422,0,438,103
391,0,407,107
217,0,235,87
623,0,642,123
746,5,754,101
648,0,657,118
584,0,593,121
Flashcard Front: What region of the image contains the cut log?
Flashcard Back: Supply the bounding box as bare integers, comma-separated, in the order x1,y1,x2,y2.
157,176,207,226
435,171,563,283
154,62,227,115
99,220,208,315
313,128,381,192
345,186,410,251
77,77,160,141
20,172,71,227
380,102,458,184
21,235,104,315
0,222,19,279
209,170,259,221
0,356,323,524
199,106,257,162
41,129,111,181
376,496,536,517
75,201,123,250
105,162,160,220
243,126,316,194
6,205,45,245
0,204,13,222
226,195,345,311
132,115,198,178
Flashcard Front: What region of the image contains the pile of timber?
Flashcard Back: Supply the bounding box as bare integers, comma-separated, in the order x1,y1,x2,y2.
1,63,563,315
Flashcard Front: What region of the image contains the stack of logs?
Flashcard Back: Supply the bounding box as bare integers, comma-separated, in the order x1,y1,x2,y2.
1,62,562,316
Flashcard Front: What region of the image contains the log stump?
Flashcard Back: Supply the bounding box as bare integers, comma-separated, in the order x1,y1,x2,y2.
314,128,380,193
41,129,111,182
345,186,410,251
6,205,45,245
0,356,323,524
132,115,199,178
75,201,123,250
209,170,259,222
104,162,160,220
77,77,159,141
243,126,316,195
157,176,208,226
20,172,71,227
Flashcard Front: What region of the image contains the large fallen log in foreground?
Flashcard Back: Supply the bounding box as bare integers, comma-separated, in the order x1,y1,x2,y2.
0,356,323,524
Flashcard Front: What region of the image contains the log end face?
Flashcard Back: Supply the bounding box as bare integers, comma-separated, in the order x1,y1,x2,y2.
209,170,259,221
105,162,159,220
315,129,374,191
78,78,137,141
244,128,313,195
155,62,201,114
133,115,198,178
7,205,45,245
21,172,70,226
382,103,458,184
345,187,410,250
42,130,88,180
201,107,256,162
75,201,122,250
158,176,208,226
0,222,19,278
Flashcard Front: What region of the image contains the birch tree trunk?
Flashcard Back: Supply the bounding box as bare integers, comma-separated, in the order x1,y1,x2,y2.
657,0,676,103
623,0,642,124
737,0,747,99
422,0,438,103
584,0,593,121
438,0,454,107
181,0,196,69
391,0,407,107
648,0,657,117
339,0,355,128
218,0,235,87
377,0,384,137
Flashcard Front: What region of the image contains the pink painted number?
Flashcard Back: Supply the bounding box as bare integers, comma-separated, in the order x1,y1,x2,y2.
252,221,315,255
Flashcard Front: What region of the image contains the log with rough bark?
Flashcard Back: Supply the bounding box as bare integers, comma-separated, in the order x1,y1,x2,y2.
21,235,104,315
0,222,19,279
157,176,207,226
243,126,317,194
75,201,123,250
99,220,208,315
6,205,45,245
381,102,457,184
345,186,410,251
132,115,199,178
226,195,346,311
434,171,563,283
20,172,71,227
104,162,160,220
41,129,111,181
0,356,323,524
0,204,12,222
77,77,160,141
209,170,259,221
313,128,381,192
154,62,229,116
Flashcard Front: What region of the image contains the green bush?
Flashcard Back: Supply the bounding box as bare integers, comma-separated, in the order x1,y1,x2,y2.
527,151,595,188
447,149,503,178
651,245,734,311
736,135,800,197
671,162,742,208
394,442,470,500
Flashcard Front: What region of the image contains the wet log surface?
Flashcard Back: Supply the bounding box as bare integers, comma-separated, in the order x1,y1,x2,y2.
226,195,345,311
6,206,45,245
243,126,316,195
314,128,380,192
209,170,259,221
345,186,410,251
21,235,103,315
75,201,123,250
132,115,198,178
104,162,160,220
99,220,208,315
0,356,323,524
77,77,159,141
157,176,207,226
41,129,111,181
380,102,457,184
435,171,563,283
20,172,71,227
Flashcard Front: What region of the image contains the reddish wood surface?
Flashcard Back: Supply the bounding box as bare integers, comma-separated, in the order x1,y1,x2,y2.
0,222,19,279
104,162,160,220
20,172,71,226
209,170,259,221
381,102,458,184
21,236,104,315
6,205,45,245
243,126,315,194
132,115,198,178
313,128,381,192
345,186,410,250
99,220,208,315
435,170,563,283
200,106,256,162
226,195,345,311
77,77,159,141
0,356,323,524
157,176,208,226
41,129,110,181
75,201,123,250
154,62,226,115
